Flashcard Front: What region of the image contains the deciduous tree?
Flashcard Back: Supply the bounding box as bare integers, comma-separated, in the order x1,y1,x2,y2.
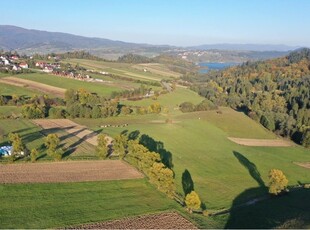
96,134,108,159
268,169,288,195
185,191,201,212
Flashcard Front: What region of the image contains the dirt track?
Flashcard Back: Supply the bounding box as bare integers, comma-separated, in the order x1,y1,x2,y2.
68,212,197,229
228,137,293,147
0,76,66,98
32,119,113,146
0,160,143,184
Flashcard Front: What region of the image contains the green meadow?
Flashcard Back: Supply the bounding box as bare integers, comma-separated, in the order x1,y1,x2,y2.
0,82,40,96
65,59,177,81
0,179,181,229
1,58,310,228
18,73,121,97
75,107,310,210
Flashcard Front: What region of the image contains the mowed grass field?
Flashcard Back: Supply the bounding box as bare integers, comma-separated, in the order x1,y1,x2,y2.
0,82,41,96
17,73,121,97
75,106,310,210
65,59,179,81
0,179,181,229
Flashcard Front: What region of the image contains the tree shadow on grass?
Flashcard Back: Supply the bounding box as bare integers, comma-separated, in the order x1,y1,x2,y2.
128,130,140,140
139,134,173,169
182,169,194,196
224,188,310,229
233,151,265,188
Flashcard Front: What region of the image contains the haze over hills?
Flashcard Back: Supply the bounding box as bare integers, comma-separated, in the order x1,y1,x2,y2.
189,43,300,52
0,25,301,61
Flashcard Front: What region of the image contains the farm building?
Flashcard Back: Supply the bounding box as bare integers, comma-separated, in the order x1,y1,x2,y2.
0,146,13,156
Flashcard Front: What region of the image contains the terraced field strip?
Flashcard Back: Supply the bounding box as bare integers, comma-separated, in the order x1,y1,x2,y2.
0,160,143,183
0,76,66,98
294,162,310,169
132,63,181,78
69,212,197,229
32,119,113,145
228,137,293,147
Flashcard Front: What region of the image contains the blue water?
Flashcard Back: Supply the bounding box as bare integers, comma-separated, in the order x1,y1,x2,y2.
199,62,239,73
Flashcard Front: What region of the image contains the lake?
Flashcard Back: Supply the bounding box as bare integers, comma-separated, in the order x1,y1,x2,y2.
199,62,239,73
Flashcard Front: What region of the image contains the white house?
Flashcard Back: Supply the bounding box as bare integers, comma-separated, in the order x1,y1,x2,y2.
19,62,29,69
4,59,10,65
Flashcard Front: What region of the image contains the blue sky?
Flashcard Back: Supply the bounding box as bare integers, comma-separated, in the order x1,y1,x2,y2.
1,0,309,46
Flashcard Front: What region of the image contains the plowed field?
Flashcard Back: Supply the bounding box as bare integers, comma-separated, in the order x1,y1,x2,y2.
68,212,197,229
0,160,143,183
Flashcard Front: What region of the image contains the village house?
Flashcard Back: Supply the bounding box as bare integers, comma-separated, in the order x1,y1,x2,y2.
43,66,53,73
19,62,28,69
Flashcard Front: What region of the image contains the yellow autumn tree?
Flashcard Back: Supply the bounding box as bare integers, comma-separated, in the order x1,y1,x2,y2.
185,191,201,212
268,169,288,195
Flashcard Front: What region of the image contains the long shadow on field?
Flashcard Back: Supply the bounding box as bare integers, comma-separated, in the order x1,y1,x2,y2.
59,127,87,142
233,151,265,188
62,129,102,158
182,169,194,196
224,188,310,228
139,134,173,169
128,130,140,140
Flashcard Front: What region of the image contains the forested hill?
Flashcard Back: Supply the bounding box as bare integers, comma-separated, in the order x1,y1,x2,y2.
221,48,310,79
186,48,310,147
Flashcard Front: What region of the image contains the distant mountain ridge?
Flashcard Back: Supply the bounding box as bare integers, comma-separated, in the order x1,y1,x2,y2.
189,43,301,52
0,25,145,51
0,25,305,59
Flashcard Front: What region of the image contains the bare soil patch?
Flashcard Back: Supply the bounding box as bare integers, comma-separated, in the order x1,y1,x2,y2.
68,212,197,229
228,137,293,147
294,162,310,169
32,119,113,146
0,160,143,184
0,77,66,98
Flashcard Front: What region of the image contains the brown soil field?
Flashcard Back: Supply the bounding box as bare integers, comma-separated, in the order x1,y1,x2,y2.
228,137,293,147
294,162,310,169
32,119,113,146
68,212,197,229
0,76,66,98
0,160,143,184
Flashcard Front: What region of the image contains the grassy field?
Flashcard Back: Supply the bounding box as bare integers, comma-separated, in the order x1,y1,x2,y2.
65,59,178,81
0,106,22,118
0,179,182,229
75,107,310,210
0,82,41,96
1,58,309,228
123,87,204,114
18,73,121,97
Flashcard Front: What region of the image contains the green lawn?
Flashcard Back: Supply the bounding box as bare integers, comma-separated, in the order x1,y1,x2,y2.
0,179,180,229
18,73,122,97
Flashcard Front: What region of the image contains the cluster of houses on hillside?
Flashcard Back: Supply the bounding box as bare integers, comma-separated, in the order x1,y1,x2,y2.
35,62,61,73
0,55,29,71
52,70,92,81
